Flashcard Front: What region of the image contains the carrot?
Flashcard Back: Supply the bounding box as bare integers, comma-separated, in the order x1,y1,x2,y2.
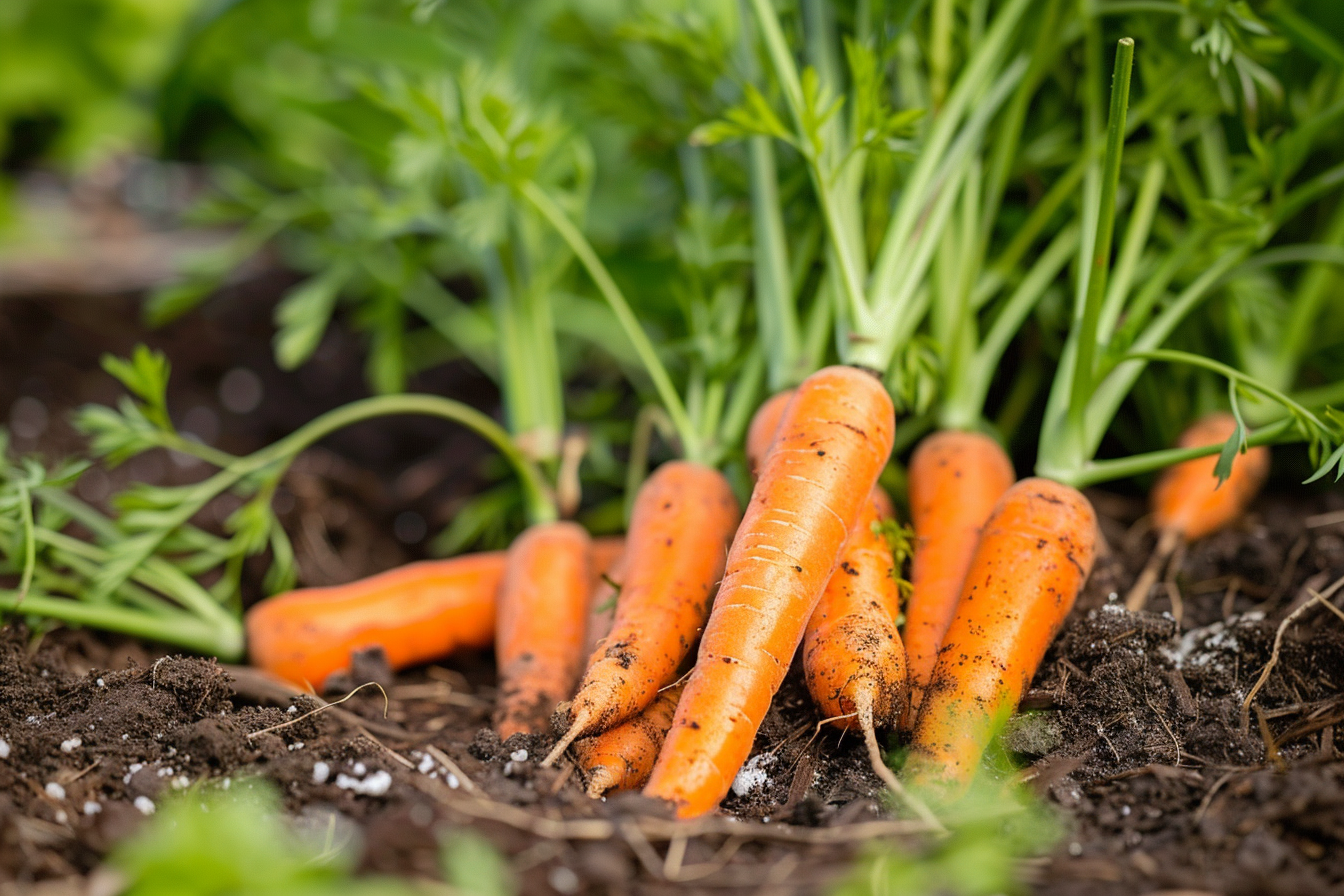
903,431,1016,725
745,390,795,476
803,488,901,731
542,461,740,766
644,365,895,818
1125,413,1271,611
907,478,1097,788
245,552,505,689
494,521,592,740
576,681,685,798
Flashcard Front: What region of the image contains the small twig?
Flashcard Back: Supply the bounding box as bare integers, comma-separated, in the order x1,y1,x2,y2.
247,682,388,740
1305,509,1344,528
1264,535,1310,609
1255,705,1285,770
1240,575,1344,730
424,744,480,794
1126,529,1181,611
1193,770,1238,824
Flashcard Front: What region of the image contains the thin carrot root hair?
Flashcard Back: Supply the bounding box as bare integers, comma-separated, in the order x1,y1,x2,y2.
854,693,944,833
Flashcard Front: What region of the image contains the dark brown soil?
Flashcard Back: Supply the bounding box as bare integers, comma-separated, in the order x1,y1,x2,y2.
3,215,1344,894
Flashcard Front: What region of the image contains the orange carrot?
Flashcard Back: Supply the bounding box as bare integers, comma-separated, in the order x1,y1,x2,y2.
494,522,592,740
245,553,505,689
1125,413,1271,610
907,478,1097,788
644,365,895,818
576,681,685,797
903,431,1016,725
542,462,740,765
745,390,795,476
803,488,904,732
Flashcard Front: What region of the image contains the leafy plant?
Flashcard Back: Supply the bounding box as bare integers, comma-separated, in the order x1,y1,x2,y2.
110,778,515,896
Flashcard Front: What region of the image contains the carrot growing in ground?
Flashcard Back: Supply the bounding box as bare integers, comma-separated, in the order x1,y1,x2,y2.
246,553,506,689
910,37,1342,788
801,488,942,824
1125,413,1270,610
906,478,1097,787
494,522,592,739
576,681,686,797
644,366,895,817
903,433,1015,724
543,461,740,765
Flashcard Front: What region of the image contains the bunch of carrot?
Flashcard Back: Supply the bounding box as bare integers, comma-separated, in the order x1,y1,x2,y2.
243,361,1274,817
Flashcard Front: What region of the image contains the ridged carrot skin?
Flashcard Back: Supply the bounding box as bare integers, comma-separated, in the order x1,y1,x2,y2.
907,478,1096,787
245,553,505,689
577,681,685,797
803,487,906,731
493,522,592,740
903,431,1016,725
745,390,795,476
1152,412,1271,541
645,365,895,818
545,462,740,764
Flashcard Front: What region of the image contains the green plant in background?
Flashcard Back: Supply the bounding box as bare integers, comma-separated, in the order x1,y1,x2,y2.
111,778,515,896
0,0,200,194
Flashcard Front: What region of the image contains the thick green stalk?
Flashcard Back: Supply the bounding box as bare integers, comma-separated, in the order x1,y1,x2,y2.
520,180,700,462
0,590,244,660
750,137,802,390
1067,38,1134,448
1271,199,1344,390
1064,417,1299,489
1098,156,1165,343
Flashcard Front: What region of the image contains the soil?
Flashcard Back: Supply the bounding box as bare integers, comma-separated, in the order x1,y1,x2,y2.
3,184,1344,894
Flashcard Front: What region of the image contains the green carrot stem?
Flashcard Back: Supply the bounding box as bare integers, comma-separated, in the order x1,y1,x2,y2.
519,180,701,463
1067,38,1134,445
0,590,245,660
1064,417,1298,489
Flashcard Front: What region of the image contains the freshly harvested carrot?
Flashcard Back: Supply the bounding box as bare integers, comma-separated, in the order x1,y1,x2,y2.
907,478,1097,788
803,488,903,732
903,431,1016,725
245,552,505,689
543,462,740,766
644,365,895,818
1125,413,1271,610
745,390,795,476
576,681,685,798
494,522,592,740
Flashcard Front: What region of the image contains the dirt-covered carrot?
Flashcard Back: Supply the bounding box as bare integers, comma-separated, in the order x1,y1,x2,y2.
644,365,895,818
803,489,903,732
907,478,1097,788
494,522,592,740
1125,413,1271,610
903,431,1016,724
801,487,942,822
245,553,505,689
576,681,685,798
745,390,795,476
542,462,740,766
